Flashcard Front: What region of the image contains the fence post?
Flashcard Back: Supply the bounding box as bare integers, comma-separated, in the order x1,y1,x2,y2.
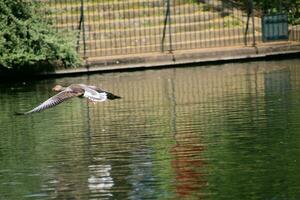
244,0,256,46
161,0,173,52
251,0,256,46
77,0,87,62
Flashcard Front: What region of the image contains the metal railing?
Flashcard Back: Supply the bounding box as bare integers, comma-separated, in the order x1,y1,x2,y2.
43,0,299,60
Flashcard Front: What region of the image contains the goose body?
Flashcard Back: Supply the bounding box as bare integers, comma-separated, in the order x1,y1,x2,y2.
16,84,121,115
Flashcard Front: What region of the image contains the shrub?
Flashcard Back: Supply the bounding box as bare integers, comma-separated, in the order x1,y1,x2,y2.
0,0,81,71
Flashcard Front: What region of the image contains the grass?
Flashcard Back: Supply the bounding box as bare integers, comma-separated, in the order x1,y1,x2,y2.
223,15,243,28
44,0,161,8
43,0,246,37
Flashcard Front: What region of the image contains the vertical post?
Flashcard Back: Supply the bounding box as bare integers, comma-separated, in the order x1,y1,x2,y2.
81,0,87,60
168,0,172,53
251,0,256,46
244,0,253,46
161,0,172,52
77,0,87,61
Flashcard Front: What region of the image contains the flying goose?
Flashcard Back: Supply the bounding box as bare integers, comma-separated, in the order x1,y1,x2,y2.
16,84,121,115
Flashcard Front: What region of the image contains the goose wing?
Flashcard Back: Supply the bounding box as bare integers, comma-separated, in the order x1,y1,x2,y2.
16,90,80,115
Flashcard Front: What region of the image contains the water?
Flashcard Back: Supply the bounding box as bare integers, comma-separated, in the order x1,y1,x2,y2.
1,59,300,200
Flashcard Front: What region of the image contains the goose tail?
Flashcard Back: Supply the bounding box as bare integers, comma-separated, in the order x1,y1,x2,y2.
14,111,26,115
106,93,121,100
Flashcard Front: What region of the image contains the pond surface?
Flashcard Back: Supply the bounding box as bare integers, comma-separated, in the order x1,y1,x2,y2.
1,59,300,200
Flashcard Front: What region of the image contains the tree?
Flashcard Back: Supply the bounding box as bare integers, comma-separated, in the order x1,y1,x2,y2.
0,0,81,71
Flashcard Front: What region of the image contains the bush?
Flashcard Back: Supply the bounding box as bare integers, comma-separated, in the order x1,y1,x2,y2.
253,0,300,24
0,0,81,70
229,0,299,25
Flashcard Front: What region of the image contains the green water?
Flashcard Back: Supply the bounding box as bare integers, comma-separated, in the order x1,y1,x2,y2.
1,59,300,200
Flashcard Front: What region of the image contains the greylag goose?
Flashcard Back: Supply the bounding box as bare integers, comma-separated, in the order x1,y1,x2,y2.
16,84,121,115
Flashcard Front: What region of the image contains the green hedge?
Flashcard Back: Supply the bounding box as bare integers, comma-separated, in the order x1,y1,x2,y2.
0,0,81,71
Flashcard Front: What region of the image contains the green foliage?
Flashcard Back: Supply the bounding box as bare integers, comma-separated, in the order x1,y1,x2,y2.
253,0,300,24
0,0,81,70
222,0,299,25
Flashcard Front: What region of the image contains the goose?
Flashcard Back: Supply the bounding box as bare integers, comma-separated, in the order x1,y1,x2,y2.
15,84,121,115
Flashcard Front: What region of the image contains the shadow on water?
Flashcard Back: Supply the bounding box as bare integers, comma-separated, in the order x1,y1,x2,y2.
1,59,300,199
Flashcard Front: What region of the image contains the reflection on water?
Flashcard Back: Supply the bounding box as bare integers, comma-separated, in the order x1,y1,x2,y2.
88,164,113,196
1,59,300,199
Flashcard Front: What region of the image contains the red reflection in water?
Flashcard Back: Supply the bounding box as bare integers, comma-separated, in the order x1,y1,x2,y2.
170,132,206,199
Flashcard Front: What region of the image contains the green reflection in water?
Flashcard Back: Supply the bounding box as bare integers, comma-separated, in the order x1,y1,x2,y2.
1,59,300,199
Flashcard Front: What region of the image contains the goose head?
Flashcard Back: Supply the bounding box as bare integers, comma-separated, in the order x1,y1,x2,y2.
52,85,65,92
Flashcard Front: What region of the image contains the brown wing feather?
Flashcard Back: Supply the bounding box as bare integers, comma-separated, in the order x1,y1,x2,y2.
20,90,79,115
86,85,103,92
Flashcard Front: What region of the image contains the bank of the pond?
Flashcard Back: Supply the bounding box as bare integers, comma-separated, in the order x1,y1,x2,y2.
1,41,300,79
